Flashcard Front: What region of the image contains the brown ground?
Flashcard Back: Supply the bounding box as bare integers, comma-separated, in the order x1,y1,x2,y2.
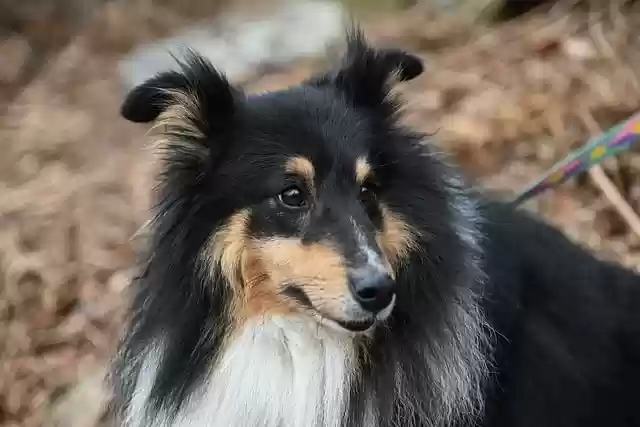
1,1,639,426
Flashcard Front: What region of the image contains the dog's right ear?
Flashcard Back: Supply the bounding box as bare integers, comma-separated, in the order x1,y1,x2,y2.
120,52,237,143
121,71,190,123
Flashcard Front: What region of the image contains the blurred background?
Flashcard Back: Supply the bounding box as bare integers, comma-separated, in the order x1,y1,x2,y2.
1,0,639,426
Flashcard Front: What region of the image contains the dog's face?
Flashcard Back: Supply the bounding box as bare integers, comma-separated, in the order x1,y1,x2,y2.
122,32,431,333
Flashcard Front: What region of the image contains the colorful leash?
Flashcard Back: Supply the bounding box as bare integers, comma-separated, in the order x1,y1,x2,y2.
511,112,640,206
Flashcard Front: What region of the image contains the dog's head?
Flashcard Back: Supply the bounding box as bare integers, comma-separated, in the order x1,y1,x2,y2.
122,30,449,334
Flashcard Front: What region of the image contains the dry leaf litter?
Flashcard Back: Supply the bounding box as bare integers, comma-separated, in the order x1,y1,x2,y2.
1,1,640,426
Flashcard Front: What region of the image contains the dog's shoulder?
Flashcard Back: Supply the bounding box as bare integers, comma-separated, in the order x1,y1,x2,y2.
479,199,638,337
478,200,640,426
480,199,638,302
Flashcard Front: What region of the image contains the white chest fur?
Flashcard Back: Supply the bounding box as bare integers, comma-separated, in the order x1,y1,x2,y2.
126,316,359,427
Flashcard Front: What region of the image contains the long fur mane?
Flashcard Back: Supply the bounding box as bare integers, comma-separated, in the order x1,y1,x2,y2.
108,160,491,427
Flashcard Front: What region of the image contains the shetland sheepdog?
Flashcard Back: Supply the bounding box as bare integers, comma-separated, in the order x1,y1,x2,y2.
109,29,640,427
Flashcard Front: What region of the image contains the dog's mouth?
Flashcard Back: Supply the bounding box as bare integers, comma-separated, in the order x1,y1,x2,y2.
282,284,382,333
314,312,377,333
334,318,376,332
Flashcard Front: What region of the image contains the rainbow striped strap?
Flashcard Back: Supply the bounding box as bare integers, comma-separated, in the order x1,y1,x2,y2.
511,112,640,205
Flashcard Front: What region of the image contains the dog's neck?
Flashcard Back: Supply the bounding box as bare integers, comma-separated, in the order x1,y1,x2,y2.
127,316,364,427
122,284,489,427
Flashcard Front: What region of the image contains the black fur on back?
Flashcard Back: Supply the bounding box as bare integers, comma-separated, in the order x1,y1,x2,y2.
480,202,640,427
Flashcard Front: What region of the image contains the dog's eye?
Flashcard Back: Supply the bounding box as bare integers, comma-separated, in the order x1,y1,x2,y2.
277,186,308,209
359,185,377,206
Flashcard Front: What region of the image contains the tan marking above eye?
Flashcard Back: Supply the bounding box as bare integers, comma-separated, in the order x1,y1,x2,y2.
355,157,372,184
285,156,315,185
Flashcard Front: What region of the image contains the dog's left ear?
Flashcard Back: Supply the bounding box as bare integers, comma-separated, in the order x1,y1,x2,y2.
308,28,424,108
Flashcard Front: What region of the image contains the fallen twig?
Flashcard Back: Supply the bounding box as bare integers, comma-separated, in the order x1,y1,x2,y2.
578,110,640,237
588,165,640,237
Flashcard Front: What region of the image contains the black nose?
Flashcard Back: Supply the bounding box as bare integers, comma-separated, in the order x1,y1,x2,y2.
348,270,395,313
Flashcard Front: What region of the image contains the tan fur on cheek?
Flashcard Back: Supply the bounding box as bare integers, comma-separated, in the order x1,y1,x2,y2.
206,211,299,323
253,238,350,312
238,247,296,319
206,217,354,322
207,210,250,289
377,205,419,267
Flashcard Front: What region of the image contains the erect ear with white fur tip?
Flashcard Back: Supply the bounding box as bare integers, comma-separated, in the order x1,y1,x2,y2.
120,51,237,147
307,27,424,108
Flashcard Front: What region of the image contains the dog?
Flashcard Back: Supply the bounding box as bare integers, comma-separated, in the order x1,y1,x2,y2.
108,28,640,427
